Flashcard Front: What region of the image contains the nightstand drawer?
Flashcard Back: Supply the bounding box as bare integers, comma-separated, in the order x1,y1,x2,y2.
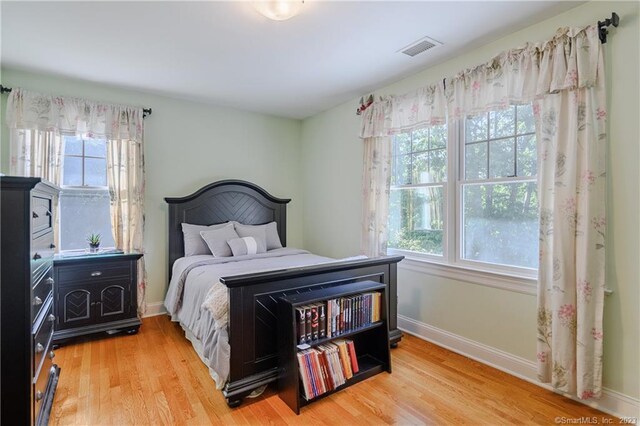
57,261,131,285
32,266,54,323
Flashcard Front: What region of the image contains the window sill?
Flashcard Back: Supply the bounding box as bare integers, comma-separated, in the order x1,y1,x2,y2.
397,255,537,296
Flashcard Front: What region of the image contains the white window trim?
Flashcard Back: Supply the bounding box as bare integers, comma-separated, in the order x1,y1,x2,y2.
388,109,539,295
390,248,537,296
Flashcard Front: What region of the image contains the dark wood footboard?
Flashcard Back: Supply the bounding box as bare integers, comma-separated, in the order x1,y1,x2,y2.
219,255,403,405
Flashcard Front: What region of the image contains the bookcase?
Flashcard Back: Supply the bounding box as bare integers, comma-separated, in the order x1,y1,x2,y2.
277,280,391,414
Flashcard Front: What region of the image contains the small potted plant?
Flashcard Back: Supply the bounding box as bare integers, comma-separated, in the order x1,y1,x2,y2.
87,233,101,253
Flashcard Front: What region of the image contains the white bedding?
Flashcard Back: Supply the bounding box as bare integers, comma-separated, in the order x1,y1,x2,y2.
163,248,341,388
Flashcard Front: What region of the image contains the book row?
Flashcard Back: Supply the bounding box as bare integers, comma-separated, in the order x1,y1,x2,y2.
297,339,359,401
296,291,382,345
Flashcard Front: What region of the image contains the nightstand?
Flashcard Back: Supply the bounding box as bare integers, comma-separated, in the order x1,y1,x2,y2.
52,252,143,345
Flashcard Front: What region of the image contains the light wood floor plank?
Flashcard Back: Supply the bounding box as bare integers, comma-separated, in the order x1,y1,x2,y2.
51,316,617,425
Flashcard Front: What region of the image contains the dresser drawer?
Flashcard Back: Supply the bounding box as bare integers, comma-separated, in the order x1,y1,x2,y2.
33,347,55,425
33,300,55,377
32,266,54,323
32,195,54,238
57,261,131,286
32,232,55,282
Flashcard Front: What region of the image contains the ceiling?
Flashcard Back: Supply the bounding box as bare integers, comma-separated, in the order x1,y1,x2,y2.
1,1,582,119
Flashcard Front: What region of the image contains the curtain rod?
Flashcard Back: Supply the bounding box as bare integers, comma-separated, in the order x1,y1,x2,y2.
0,84,152,118
598,12,619,44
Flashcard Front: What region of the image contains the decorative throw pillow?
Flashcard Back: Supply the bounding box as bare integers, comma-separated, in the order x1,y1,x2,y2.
234,222,282,250
182,222,230,256
199,224,240,257
227,237,266,256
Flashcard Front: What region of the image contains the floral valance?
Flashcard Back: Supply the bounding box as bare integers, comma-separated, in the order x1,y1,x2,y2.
6,88,144,141
360,24,603,138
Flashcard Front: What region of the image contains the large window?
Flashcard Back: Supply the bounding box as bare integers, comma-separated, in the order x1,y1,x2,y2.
59,135,115,251
388,104,538,275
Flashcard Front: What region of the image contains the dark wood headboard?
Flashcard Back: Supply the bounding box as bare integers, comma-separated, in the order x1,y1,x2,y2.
164,180,291,278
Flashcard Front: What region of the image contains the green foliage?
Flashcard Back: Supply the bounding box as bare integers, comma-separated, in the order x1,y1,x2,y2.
87,233,101,246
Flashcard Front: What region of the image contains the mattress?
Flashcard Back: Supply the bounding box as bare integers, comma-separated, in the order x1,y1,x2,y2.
163,248,337,388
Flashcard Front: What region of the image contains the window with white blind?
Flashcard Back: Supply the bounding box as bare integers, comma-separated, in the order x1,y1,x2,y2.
59,135,115,250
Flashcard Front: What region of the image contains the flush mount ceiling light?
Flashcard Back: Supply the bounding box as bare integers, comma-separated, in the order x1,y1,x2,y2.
253,1,304,21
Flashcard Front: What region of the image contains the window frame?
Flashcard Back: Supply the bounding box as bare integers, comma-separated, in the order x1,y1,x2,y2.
388,124,449,261
388,105,539,286
61,135,109,189
59,135,114,252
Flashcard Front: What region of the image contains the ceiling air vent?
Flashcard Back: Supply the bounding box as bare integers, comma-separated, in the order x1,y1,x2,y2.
399,36,442,57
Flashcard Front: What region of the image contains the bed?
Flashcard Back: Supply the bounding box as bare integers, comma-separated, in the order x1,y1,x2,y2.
164,179,403,407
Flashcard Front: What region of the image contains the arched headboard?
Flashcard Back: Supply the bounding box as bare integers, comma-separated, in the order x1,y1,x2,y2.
164,180,291,278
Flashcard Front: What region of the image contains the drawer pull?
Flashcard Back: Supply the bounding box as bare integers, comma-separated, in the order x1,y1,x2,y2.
46,277,55,285
33,296,43,306
48,314,56,322
48,351,55,360
35,343,44,354
46,210,52,217
32,211,39,219
90,271,102,277
33,253,42,260
35,390,44,401
50,243,56,249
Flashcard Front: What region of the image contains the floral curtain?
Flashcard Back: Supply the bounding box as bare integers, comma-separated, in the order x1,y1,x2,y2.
359,25,607,399
6,88,147,315
9,127,64,248
535,36,607,398
107,137,147,315
360,137,392,257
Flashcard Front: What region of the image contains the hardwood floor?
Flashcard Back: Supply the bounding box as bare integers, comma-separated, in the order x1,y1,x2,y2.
51,316,616,425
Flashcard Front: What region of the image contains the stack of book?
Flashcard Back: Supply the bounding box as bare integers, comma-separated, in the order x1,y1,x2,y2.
297,339,359,400
295,291,382,345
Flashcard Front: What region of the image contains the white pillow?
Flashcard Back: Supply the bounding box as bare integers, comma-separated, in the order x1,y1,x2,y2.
234,222,282,250
227,236,266,256
199,224,240,257
182,222,230,256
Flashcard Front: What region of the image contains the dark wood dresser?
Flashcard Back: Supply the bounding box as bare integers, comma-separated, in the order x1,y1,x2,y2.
53,252,142,344
1,176,60,425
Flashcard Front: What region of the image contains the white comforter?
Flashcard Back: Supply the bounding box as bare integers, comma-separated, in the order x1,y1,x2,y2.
163,248,337,388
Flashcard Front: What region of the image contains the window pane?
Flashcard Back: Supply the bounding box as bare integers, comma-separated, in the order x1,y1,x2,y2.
428,149,447,182
517,104,535,134
63,156,83,186
412,128,428,152
465,142,488,180
465,114,488,142
388,186,444,255
395,133,411,155
462,182,539,269
489,138,515,178
393,154,411,185
59,190,115,250
517,134,537,176
412,152,429,184
429,124,447,149
64,136,82,155
84,158,107,187
85,138,107,158
489,107,515,138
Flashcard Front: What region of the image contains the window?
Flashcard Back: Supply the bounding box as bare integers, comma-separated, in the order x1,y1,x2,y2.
388,104,538,275
389,125,447,256
59,135,115,250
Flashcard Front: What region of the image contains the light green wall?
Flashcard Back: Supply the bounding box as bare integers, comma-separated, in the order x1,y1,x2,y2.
0,69,303,305
300,1,639,399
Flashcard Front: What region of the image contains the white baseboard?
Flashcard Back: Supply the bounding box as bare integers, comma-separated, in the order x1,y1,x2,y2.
143,302,167,318
398,314,640,419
